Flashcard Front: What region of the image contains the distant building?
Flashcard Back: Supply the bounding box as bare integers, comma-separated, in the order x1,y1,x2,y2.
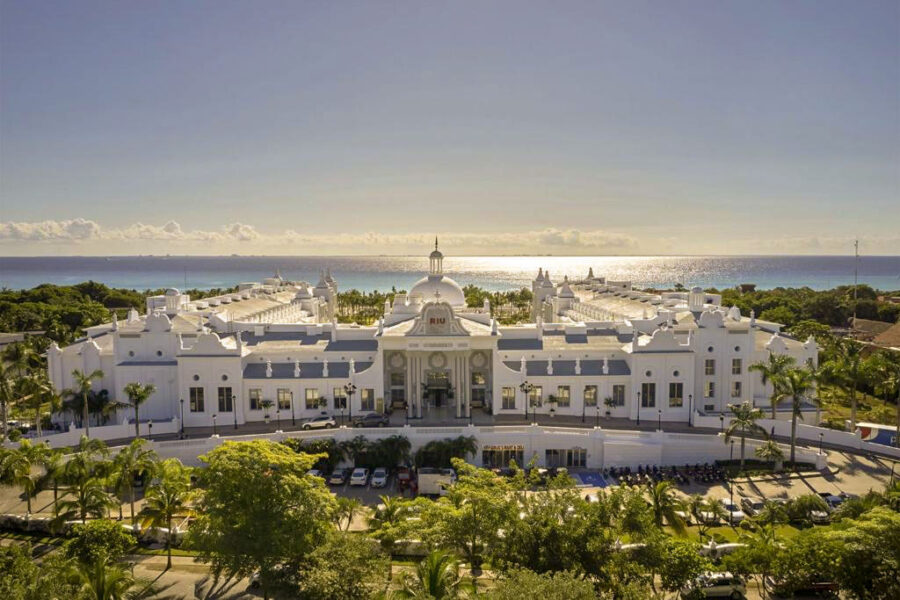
47,242,817,428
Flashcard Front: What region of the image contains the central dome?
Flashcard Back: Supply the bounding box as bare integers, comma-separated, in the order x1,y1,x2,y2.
409,274,466,307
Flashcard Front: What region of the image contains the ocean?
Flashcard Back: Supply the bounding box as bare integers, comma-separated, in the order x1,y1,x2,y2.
1,255,898,293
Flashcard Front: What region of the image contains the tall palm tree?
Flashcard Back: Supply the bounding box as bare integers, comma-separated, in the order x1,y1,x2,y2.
122,382,157,439
70,369,104,437
3,341,39,378
777,367,815,464
39,447,67,515
334,496,363,531
0,439,49,514
687,494,727,540
646,480,686,534
140,458,193,570
724,401,767,469
749,353,796,419
820,337,865,430
112,438,158,528
393,550,473,599
24,373,62,438
0,363,16,442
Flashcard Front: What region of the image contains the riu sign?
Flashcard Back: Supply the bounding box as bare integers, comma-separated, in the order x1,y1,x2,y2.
429,317,446,325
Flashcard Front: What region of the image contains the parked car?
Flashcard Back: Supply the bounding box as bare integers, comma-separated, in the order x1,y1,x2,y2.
818,493,844,511
302,415,336,430
810,509,831,524
350,468,370,486
719,499,746,524
328,469,349,485
352,413,389,428
371,467,389,488
682,571,746,599
766,577,839,599
740,497,766,516
306,468,323,479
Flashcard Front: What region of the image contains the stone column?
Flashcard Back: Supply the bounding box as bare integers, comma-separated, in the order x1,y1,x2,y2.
455,354,462,419
462,353,471,418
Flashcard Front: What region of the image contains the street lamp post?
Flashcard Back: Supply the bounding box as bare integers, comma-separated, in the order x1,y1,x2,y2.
657,409,662,432
719,414,724,433
276,409,281,430
729,440,735,519
212,413,218,436
344,383,357,424
688,394,693,427
233,397,238,430
179,398,184,438
291,392,296,426
519,381,534,424
148,419,153,441
819,432,824,455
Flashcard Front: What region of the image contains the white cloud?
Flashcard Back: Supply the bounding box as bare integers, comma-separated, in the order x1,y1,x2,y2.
0,218,103,241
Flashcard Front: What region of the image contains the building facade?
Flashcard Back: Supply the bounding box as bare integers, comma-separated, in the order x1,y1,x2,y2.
47,243,818,429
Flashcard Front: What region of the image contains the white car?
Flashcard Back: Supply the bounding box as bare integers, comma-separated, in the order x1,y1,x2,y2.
371,467,389,488
306,469,323,479
719,499,746,524
682,571,746,599
302,415,336,430
349,468,370,486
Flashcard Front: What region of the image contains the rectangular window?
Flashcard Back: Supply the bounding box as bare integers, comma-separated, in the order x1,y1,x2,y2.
502,387,516,410
731,381,742,398
669,382,684,407
732,358,742,375
189,387,205,412
612,385,625,406
217,387,233,412
304,388,319,409
584,385,598,407
705,359,716,376
556,386,570,407
361,388,375,411
333,387,347,410
705,381,716,398
390,372,405,387
277,388,292,411
567,448,587,468
248,388,261,411
641,382,656,408
391,388,406,407
528,385,543,407
471,372,486,385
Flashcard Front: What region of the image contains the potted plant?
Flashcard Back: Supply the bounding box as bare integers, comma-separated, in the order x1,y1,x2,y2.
547,394,558,417
261,399,274,423
603,396,614,417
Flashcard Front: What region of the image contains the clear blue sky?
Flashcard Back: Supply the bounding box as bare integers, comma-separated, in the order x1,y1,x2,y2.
1,0,898,255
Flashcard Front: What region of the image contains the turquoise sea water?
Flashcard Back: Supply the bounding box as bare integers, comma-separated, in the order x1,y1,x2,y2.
1,255,898,292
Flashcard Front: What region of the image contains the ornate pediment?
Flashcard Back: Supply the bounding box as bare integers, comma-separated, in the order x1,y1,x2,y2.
406,301,470,337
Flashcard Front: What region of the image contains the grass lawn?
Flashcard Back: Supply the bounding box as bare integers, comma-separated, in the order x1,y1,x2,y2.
818,384,898,427
678,523,801,543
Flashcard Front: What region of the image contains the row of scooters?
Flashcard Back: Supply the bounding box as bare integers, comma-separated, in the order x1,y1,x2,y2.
605,463,727,487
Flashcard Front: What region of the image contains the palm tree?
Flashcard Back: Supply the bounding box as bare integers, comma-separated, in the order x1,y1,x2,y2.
750,353,796,419
687,494,727,540
70,369,104,436
334,496,363,531
0,439,49,514
0,363,16,442
339,435,371,467
140,458,193,570
369,494,411,555
112,438,158,528
777,368,815,464
724,401,767,469
39,447,67,515
67,557,139,600
820,337,865,430
754,439,785,471
24,373,62,438
865,351,900,447
122,382,157,439
55,476,113,525
647,480,686,534
393,550,473,599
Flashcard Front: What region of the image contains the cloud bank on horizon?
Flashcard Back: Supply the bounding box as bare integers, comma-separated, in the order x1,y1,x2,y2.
1,219,895,256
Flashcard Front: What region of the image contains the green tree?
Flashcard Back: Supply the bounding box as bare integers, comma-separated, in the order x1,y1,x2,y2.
750,353,796,419
656,538,712,598
140,458,193,570
754,439,785,471
820,337,865,430
724,401,767,469
295,531,390,600
64,519,136,566
188,440,335,600
485,568,596,600
333,496,363,532
864,351,900,447
687,494,727,540
66,558,140,600
0,543,79,599
39,447,67,515
122,382,156,439
55,476,114,526
725,522,780,598
69,368,104,436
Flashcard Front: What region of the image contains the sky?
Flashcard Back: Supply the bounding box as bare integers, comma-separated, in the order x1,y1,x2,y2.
1,0,898,256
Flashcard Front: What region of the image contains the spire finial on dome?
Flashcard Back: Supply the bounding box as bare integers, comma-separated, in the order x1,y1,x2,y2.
435,236,438,251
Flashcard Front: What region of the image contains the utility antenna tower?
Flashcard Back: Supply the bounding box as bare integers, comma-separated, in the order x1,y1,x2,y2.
852,239,859,328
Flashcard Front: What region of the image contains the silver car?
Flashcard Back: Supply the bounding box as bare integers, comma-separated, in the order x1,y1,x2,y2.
682,571,746,599
302,415,336,430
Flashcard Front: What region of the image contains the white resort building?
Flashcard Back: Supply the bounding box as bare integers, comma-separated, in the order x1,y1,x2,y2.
46,242,818,435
